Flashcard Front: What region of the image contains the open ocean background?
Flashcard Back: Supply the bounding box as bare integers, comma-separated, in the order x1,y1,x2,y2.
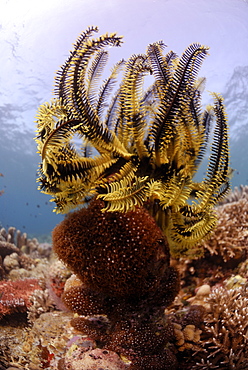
0,0,247,241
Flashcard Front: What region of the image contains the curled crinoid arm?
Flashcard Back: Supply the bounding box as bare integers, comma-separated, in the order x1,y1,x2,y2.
54,28,127,156
150,43,210,166
165,94,230,258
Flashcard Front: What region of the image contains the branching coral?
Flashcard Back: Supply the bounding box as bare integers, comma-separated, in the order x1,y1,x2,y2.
27,288,55,323
203,187,248,262
0,226,41,259
0,226,28,249
0,242,20,259
218,184,248,205
191,285,248,369
0,226,51,281
0,227,21,260
173,185,248,292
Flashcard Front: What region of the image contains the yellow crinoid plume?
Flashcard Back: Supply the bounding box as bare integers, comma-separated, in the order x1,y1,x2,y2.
34,26,230,258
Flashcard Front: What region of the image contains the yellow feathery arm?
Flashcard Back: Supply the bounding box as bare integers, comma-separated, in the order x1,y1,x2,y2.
54,26,99,101
172,109,203,173
86,50,109,106
98,176,150,212
144,171,193,218
34,98,69,151
55,30,131,159
152,43,209,166
50,179,96,214
195,93,230,209
165,206,217,258
147,41,174,99
119,54,150,158
98,60,125,122
41,154,119,213
51,154,119,184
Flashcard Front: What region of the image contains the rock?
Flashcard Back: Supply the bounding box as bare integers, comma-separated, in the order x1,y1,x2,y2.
64,347,128,370
3,253,20,271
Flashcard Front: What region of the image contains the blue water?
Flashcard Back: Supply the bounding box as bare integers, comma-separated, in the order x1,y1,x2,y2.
0,0,247,239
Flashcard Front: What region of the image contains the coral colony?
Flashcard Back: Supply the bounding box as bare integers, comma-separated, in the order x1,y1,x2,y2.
34,27,231,369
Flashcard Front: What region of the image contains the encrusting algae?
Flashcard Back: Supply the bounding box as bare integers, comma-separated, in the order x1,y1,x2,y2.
2,27,248,370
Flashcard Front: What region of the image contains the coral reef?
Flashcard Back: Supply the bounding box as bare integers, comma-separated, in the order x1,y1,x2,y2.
27,288,55,323
0,226,62,368
191,284,248,369
0,226,51,270
203,190,248,262
0,311,76,369
1,226,30,251
175,184,248,294
22,311,75,368
0,225,70,369
0,226,53,284
218,184,248,204
0,25,243,370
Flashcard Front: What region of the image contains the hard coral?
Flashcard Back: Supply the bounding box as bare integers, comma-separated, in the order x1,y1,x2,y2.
0,226,28,250
0,279,42,320
191,285,248,369
176,185,248,291
203,194,248,263
0,241,20,259
218,184,248,205
0,226,49,280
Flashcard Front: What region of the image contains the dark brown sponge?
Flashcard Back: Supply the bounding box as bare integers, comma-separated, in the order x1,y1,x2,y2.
53,198,171,298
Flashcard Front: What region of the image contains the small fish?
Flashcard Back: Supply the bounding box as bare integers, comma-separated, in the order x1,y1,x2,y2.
227,168,235,179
